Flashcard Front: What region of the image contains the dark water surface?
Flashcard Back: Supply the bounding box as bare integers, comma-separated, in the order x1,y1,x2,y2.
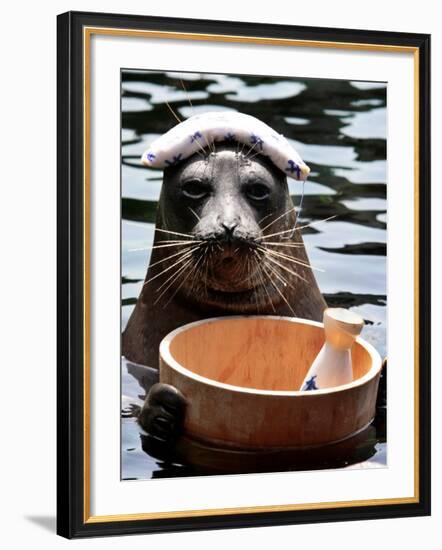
121,70,387,480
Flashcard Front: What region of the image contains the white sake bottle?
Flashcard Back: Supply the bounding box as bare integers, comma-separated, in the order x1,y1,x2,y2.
299,308,364,391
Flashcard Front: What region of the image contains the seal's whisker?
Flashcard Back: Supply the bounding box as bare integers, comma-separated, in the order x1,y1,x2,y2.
262,246,321,270
187,246,207,296
238,251,252,283
179,79,194,113
154,227,197,239
153,259,194,304
154,257,194,296
193,246,207,297
257,245,324,272
131,240,201,252
293,215,337,232
247,149,264,162
243,140,259,159
261,263,297,316
258,210,277,225
260,206,296,232
188,207,201,222
149,257,194,293
193,146,207,159
250,257,263,312
263,253,309,283
128,246,153,252
163,260,200,307
161,254,205,308
179,83,211,162
260,241,304,248
203,247,211,297
147,245,200,269
260,227,304,240
252,278,261,312
164,100,182,124
260,215,337,241
263,259,293,289
189,134,209,157
143,250,195,287
147,243,198,250
200,131,215,155
245,254,252,281
252,256,276,313
155,239,201,244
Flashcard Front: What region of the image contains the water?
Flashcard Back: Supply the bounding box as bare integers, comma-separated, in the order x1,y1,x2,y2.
121,70,387,480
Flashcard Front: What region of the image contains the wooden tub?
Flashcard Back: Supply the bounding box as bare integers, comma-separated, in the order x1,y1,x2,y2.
159,315,383,472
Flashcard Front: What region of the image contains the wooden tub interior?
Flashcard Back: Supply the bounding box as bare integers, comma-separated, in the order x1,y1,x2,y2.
168,317,372,391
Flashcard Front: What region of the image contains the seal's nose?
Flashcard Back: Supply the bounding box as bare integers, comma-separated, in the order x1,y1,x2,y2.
221,221,238,237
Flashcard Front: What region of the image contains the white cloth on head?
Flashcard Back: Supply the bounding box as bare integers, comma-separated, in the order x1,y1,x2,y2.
141,111,310,181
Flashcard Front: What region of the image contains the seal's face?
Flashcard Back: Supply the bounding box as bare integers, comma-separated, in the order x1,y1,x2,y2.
154,143,300,312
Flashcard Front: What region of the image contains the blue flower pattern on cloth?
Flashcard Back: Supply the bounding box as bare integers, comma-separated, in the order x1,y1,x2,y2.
286,159,301,179
141,111,310,181
302,375,319,391
224,132,236,142
250,133,264,151
165,154,183,166
190,131,203,143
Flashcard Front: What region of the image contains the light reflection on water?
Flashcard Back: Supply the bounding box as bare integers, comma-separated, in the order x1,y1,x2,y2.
121,70,387,480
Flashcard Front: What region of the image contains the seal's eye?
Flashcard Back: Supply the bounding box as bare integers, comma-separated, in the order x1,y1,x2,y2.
182,180,210,200
245,183,271,201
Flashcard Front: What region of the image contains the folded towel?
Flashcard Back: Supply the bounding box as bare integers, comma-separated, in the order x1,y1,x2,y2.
141,111,310,181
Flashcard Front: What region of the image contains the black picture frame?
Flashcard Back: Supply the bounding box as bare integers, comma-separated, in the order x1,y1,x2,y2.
57,10,431,539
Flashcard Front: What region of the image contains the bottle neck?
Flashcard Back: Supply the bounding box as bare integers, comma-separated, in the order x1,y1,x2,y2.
322,310,362,350
323,331,356,351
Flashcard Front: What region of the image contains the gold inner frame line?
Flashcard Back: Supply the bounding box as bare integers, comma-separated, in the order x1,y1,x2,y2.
82,26,420,524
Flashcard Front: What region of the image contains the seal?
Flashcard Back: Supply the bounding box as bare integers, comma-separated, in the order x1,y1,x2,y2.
123,144,326,458
123,142,326,367
122,112,327,459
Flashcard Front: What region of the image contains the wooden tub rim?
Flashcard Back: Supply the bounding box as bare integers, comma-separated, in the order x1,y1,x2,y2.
159,315,383,397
